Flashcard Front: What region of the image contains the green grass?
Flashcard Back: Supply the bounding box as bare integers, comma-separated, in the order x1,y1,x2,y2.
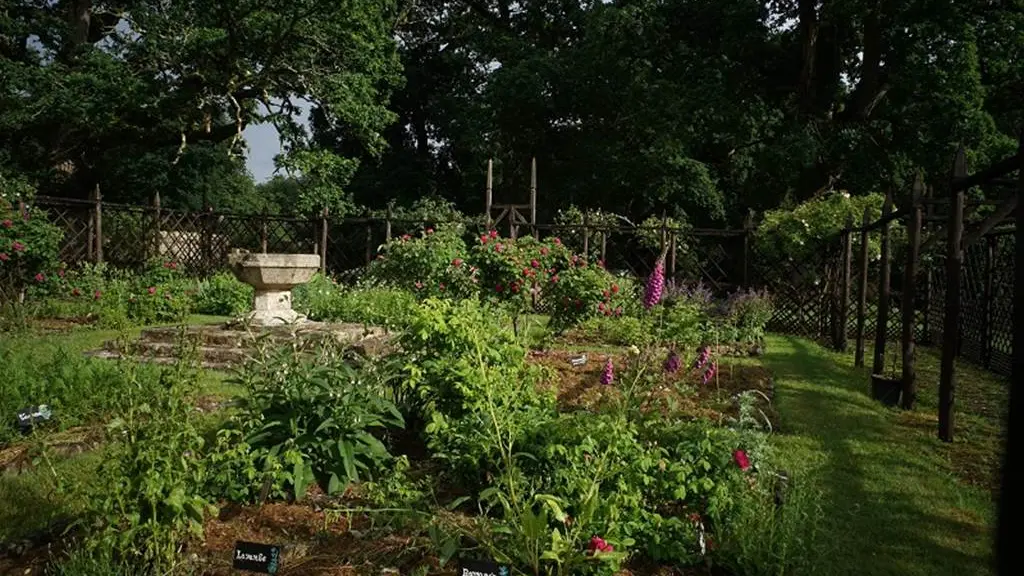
762,334,998,576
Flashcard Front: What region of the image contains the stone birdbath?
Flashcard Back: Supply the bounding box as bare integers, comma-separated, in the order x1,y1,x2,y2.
229,252,321,326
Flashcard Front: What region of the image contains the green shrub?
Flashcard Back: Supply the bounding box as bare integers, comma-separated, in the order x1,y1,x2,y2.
366,225,476,298
227,343,405,500
292,275,418,329
575,314,654,347
193,271,253,316
724,288,774,344
545,263,631,332
0,194,64,304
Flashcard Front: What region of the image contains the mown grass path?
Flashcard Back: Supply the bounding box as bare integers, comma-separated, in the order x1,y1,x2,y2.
761,334,998,576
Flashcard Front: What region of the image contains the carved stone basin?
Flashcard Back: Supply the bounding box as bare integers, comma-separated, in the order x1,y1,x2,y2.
229,252,321,325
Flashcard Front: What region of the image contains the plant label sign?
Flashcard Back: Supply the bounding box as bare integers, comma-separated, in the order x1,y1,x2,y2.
570,354,588,367
16,404,52,433
232,541,281,574
458,559,510,576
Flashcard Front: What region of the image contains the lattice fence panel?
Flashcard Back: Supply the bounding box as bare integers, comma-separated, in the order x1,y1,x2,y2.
35,199,92,265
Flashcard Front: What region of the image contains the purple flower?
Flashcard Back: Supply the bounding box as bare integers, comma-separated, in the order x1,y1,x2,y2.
664,350,681,373
600,359,615,385
694,347,710,371
702,361,718,385
644,257,665,310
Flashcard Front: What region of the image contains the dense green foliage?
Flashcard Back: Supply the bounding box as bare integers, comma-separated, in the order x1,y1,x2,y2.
2,1,1019,225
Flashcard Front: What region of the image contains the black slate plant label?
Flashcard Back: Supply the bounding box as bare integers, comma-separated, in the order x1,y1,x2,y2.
458,558,510,576
232,541,281,574
16,405,52,433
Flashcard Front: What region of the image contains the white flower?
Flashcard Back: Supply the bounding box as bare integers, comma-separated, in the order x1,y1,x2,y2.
628,345,640,356
842,192,851,198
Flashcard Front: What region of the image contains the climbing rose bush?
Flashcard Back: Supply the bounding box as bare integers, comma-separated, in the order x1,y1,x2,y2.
366,225,477,299
0,198,63,302
469,232,575,316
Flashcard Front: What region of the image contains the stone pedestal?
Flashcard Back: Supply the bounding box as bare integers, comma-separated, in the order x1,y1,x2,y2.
229,252,321,326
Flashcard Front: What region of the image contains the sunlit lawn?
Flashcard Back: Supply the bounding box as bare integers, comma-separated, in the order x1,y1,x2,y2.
762,334,1002,576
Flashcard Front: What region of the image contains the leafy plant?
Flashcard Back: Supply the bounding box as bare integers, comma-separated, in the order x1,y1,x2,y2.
77,344,214,573
229,342,404,500
193,271,253,316
0,193,64,304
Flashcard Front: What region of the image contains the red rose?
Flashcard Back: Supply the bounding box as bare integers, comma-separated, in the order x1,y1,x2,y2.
452,258,463,267
34,272,45,282
495,283,504,293
414,281,423,289
611,284,619,293
71,288,81,297
401,234,411,241
489,230,499,239
1,219,11,228
550,275,559,283
148,286,156,295
93,290,102,300
540,247,549,255
733,449,751,471
480,235,489,244
0,253,8,261
12,241,25,252
426,228,434,234
439,283,445,291
553,237,561,245
531,259,539,268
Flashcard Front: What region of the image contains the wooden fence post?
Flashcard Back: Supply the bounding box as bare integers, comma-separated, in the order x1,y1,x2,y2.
320,207,329,275
582,212,590,257
385,205,393,242
901,175,924,409
837,216,853,352
365,221,373,265
669,233,677,278
260,212,268,254
530,157,538,240
151,192,161,262
939,147,967,442
981,235,995,368
203,205,214,274
741,210,753,288
871,192,893,376
601,231,607,264
1004,130,1024,576
485,159,493,230
921,185,934,344
854,206,871,367
92,184,103,263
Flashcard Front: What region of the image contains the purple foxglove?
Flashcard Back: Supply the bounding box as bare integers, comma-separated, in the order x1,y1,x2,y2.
664,350,681,373
643,258,665,310
702,361,718,385
600,359,615,385
694,347,710,371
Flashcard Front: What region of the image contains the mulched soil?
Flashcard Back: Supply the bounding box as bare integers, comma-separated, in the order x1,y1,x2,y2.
528,348,776,427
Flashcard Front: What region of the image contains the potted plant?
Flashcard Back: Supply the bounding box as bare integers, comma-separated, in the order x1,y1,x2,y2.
870,350,902,407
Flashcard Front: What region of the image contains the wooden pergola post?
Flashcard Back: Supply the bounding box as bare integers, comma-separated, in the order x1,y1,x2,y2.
939,148,967,442
854,206,871,367
900,175,924,409
871,192,894,376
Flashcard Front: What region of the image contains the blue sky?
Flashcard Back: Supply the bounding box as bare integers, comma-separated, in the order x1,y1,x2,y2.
242,121,281,183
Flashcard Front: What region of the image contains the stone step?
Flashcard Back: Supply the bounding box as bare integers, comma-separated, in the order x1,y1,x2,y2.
83,349,236,371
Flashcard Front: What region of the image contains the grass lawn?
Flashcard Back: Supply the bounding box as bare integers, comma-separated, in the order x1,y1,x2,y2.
762,334,1001,576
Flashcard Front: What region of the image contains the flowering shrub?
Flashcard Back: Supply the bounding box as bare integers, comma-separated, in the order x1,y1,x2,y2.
366,225,477,299
724,288,774,344
756,190,886,263
469,232,574,317
545,264,631,332
0,199,63,303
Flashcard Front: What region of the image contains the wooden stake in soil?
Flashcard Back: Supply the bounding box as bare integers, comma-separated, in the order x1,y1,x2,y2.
900,175,924,409
92,184,103,263
872,192,894,376
939,147,967,442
